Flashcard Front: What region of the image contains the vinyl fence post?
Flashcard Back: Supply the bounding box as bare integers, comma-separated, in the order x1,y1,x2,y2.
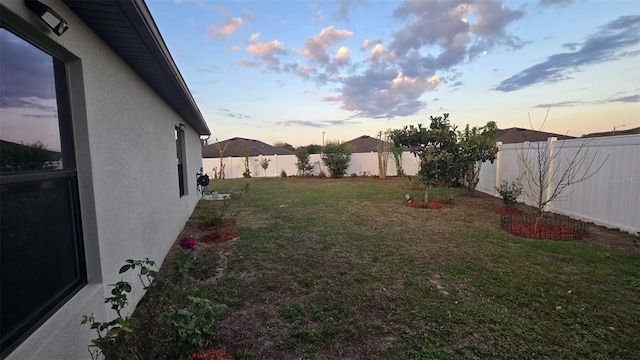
495,141,502,195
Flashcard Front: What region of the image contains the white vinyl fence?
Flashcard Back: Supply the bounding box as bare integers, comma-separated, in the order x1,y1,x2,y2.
202,134,639,234
477,134,640,234
202,152,421,180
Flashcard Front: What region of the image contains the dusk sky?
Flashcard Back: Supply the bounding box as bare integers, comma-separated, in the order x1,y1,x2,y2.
146,0,640,147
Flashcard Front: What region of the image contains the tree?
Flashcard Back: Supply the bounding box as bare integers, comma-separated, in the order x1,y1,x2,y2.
390,143,404,177
391,113,459,202
259,158,270,177
273,141,295,152
294,148,314,176
214,139,230,179
518,109,608,223
321,140,352,178
457,121,499,193
242,146,251,178
298,144,322,154
0,141,59,172
376,130,391,179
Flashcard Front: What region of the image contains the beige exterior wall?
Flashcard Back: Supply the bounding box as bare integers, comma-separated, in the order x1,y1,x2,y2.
1,1,203,358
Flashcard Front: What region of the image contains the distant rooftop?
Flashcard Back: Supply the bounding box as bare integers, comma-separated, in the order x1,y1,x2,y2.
344,135,394,153
581,127,640,138
202,137,294,158
494,128,575,144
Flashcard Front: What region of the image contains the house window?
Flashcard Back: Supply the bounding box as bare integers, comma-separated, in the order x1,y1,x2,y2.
0,28,86,356
176,126,187,197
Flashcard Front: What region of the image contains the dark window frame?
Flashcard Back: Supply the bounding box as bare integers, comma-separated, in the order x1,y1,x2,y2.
0,26,86,357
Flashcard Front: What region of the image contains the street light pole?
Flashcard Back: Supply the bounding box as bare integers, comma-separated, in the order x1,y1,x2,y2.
322,131,325,147
613,124,626,134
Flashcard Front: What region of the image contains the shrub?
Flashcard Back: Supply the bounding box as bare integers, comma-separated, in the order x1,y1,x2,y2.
82,254,227,360
321,140,352,178
201,184,249,231
259,158,270,177
294,148,314,176
496,179,523,208
242,146,251,178
280,169,287,178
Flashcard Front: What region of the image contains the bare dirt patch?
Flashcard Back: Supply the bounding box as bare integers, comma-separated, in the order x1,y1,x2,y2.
406,201,446,209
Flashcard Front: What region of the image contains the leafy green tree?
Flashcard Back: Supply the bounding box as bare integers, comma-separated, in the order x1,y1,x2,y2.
242,146,251,178
457,121,499,193
259,158,271,177
273,141,295,152
0,141,60,172
391,114,459,202
298,144,322,154
321,140,352,178
390,144,404,177
294,148,314,176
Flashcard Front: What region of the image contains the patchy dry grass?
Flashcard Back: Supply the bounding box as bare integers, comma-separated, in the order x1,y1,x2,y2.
163,177,639,359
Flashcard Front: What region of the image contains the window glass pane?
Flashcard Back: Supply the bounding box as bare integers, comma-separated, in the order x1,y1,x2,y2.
176,127,186,196
0,177,85,352
0,28,62,172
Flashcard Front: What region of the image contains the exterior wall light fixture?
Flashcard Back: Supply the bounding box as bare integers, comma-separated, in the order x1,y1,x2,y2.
25,0,69,36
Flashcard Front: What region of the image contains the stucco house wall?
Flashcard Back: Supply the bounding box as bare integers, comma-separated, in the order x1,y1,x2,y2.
1,1,208,359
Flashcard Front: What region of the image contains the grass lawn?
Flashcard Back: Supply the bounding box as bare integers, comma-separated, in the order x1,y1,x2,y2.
165,177,639,359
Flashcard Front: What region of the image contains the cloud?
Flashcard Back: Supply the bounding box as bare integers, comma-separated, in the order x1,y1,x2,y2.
230,1,526,120
538,0,576,8
369,44,395,63
244,39,287,71
389,0,523,74
497,15,640,92
321,95,343,102
533,100,585,108
219,108,251,119
334,0,364,21
303,26,353,64
335,47,351,64
470,1,524,37
238,59,261,67
339,68,441,118
534,94,640,108
248,33,260,43
277,119,350,127
283,62,317,80
197,65,221,72
360,39,374,51
207,17,243,41
610,94,640,103
0,29,57,109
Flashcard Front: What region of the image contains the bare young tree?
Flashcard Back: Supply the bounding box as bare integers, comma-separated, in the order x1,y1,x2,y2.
215,139,230,179
518,109,609,222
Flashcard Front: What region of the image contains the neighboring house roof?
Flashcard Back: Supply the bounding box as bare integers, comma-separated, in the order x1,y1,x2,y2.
202,138,294,158
62,0,210,136
581,127,640,138
494,128,575,144
345,135,393,153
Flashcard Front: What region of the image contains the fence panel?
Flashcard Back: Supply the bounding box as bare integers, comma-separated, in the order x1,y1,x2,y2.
477,134,639,234
203,152,422,179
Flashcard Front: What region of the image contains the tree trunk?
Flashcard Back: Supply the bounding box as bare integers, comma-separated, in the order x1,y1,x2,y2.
424,186,429,203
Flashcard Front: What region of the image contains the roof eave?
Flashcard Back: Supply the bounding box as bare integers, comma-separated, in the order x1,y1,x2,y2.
62,0,211,135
